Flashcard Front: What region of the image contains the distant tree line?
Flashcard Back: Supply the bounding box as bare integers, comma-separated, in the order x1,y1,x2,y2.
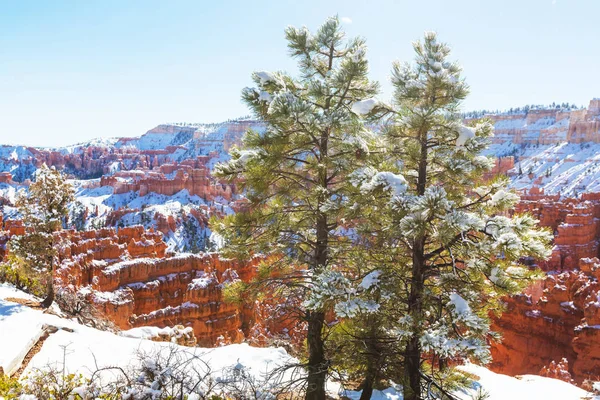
463,102,583,119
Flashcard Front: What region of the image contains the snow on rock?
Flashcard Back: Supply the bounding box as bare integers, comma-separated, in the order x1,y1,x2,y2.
351,99,377,116
188,271,216,289
489,142,600,198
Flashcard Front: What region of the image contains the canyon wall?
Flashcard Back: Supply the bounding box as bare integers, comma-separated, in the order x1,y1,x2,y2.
491,258,600,384
515,190,600,271
99,161,236,202
0,120,265,182
491,190,600,384
0,223,289,347
483,99,600,146
55,226,258,346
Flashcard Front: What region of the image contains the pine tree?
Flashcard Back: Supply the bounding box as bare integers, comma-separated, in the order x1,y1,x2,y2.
9,164,74,308
213,16,379,400
348,32,553,400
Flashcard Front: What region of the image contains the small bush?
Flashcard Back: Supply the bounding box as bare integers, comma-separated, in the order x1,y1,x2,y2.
0,259,45,296
0,367,95,400
0,374,23,399
55,288,118,332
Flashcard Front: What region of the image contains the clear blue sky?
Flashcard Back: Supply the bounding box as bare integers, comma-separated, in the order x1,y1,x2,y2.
1,0,599,147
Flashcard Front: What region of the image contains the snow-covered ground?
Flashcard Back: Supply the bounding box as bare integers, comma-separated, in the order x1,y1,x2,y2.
71,183,225,252
0,284,595,399
0,284,296,397
485,141,600,197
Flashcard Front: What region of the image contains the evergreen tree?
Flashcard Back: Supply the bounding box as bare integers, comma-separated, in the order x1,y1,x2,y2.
69,201,87,231
213,16,379,400
8,164,74,308
348,32,552,399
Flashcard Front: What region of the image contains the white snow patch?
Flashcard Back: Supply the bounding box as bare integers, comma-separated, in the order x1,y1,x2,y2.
351,99,377,115
256,71,275,84
456,125,475,147
360,270,381,290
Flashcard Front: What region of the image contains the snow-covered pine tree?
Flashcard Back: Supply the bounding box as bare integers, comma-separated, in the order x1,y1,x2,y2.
213,16,379,400
348,32,552,400
8,164,74,308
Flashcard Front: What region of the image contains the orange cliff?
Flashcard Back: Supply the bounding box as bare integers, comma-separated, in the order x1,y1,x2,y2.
490,189,600,384
470,98,600,146
491,257,600,384
515,190,600,271
0,172,13,184
0,126,216,181
54,226,261,346
99,161,236,202
0,223,282,346
567,99,600,143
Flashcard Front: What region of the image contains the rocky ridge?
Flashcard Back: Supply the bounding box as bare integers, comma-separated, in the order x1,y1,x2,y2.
0,222,292,347
491,258,600,385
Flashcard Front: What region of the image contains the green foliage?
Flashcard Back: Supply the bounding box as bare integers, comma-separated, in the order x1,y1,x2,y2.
340,32,553,399
222,279,249,305
0,374,22,399
5,164,75,305
212,16,382,397
0,367,94,400
0,256,45,296
17,164,75,234
69,201,87,231
214,19,552,400
22,370,93,400
180,210,206,253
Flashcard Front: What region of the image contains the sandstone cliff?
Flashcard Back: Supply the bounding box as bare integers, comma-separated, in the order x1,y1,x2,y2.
515,191,600,271
0,223,282,346
491,257,600,384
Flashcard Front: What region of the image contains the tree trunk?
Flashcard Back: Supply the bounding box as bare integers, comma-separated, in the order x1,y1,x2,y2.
404,238,425,400
41,275,54,308
359,362,376,400
306,310,327,400
41,263,55,308
359,376,374,400
404,129,429,400
404,335,422,400
306,211,329,400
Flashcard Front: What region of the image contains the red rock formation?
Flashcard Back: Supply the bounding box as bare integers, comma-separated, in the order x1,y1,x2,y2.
540,358,574,384
80,252,259,345
4,221,283,346
3,219,25,236
0,223,253,345
0,121,267,183
483,157,514,181
567,100,600,143
515,190,600,271
491,258,600,383
467,98,600,146
99,164,235,202
0,223,281,346
0,172,13,184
